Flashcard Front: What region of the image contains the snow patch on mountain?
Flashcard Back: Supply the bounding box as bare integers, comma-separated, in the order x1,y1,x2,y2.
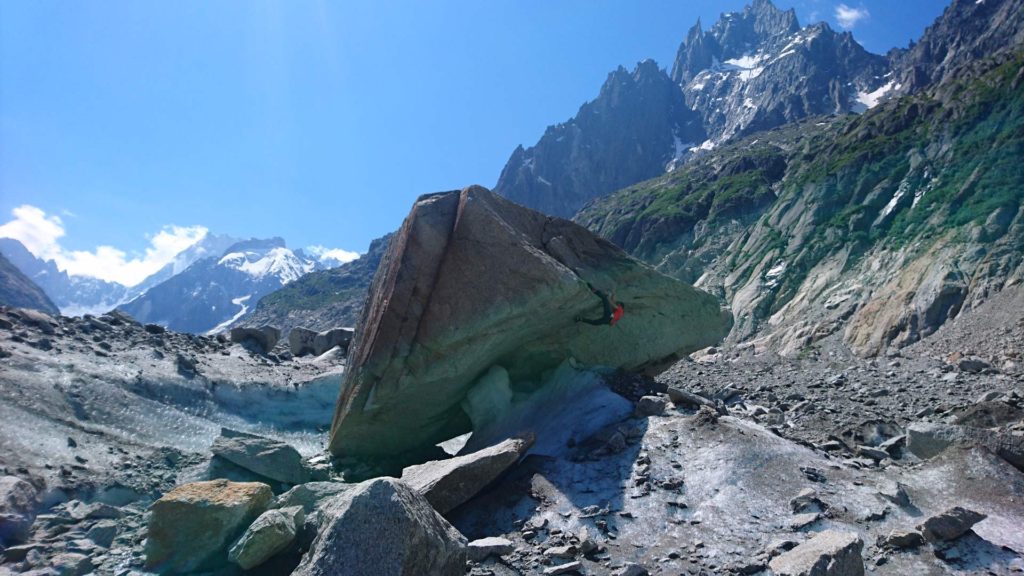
207,294,252,335
852,80,900,113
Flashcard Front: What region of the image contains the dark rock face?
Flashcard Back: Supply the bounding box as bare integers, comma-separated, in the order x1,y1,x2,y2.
0,253,59,315
329,186,730,461
293,478,467,576
890,0,1024,93
494,60,705,218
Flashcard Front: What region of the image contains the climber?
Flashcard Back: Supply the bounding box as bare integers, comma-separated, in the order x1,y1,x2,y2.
575,285,625,326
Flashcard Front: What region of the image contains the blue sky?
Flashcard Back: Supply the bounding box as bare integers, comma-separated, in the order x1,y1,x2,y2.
0,0,948,285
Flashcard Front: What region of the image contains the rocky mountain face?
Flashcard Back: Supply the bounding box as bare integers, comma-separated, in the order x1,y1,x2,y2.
237,234,391,336
578,44,1024,357
673,2,889,143
494,0,896,218
0,253,59,315
118,238,328,334
493,59,705,218
889,0,1024,93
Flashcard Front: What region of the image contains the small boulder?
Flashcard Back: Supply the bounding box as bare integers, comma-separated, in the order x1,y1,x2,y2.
312,328,353,355
292,478,467,576
400,436,532,514
228,506,304,570
144,479,273,574
544,561,583,575
0,476,38,545
614,564,650,576
636,395,667,416
288,327,318,356
917,506,987,542
467,536,514,561
878,529,925,550
957,356,991,374
768,530,864,576
230,326,281,354
210,429,309,484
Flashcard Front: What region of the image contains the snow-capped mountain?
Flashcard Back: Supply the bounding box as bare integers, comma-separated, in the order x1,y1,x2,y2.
494,0,896,218
117,237,334,334
0,238,128,316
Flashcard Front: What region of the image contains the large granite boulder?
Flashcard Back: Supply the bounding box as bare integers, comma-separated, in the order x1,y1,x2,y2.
293,478,467,576
290,326,354,356
330,186,731,460
228,506,304,570
0,476,38,545
400,436,532,514
144,479,273,574
210,429,309,484
230,326,281,354
906,422,1024,472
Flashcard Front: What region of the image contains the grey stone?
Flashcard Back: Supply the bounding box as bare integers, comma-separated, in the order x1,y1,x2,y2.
292,478,467,576
957,356,991,373
312,328,353,355
0,476,37,545
666,386,717,408
229,326,281,353
274,482,352,515
50,552,93,576
145,479,273,574
85,520,118,548
878,529,925,549
906,422,1024,472
288,327,318,356
917,506,987,542
329,186,731,460
228,506,304,570
856,445,889,461
210,429,309,484
400,436,532,514
544,544,577,559
467,536,514,561
636,395,668,416
876,481,911,507
768,530,864,576
614,564,649,576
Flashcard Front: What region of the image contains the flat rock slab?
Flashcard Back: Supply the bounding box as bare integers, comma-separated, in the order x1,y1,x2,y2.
330,185,730,460
292,478,466,576
906,422,1024,472
210,429,309,484
768,530,864,576
401,437,532,514
145,479,273,574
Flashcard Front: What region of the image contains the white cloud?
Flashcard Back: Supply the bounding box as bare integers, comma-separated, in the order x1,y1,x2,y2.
835,3,869,29
306,245,360,265
0,204,207,287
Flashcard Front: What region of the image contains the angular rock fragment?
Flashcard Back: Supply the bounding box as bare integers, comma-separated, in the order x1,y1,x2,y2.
906,422,1024,472
210,429,309,484
145,479,273,573
0,476,37,545
666,387,716,409
228,506,304,570
400,436,532,514
917,506,987,542
878,529,925,550
293,478,467,576
768,530,864,576
330,186,730,460
467,536,514,561
274,482,352,515
636,395,668,416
